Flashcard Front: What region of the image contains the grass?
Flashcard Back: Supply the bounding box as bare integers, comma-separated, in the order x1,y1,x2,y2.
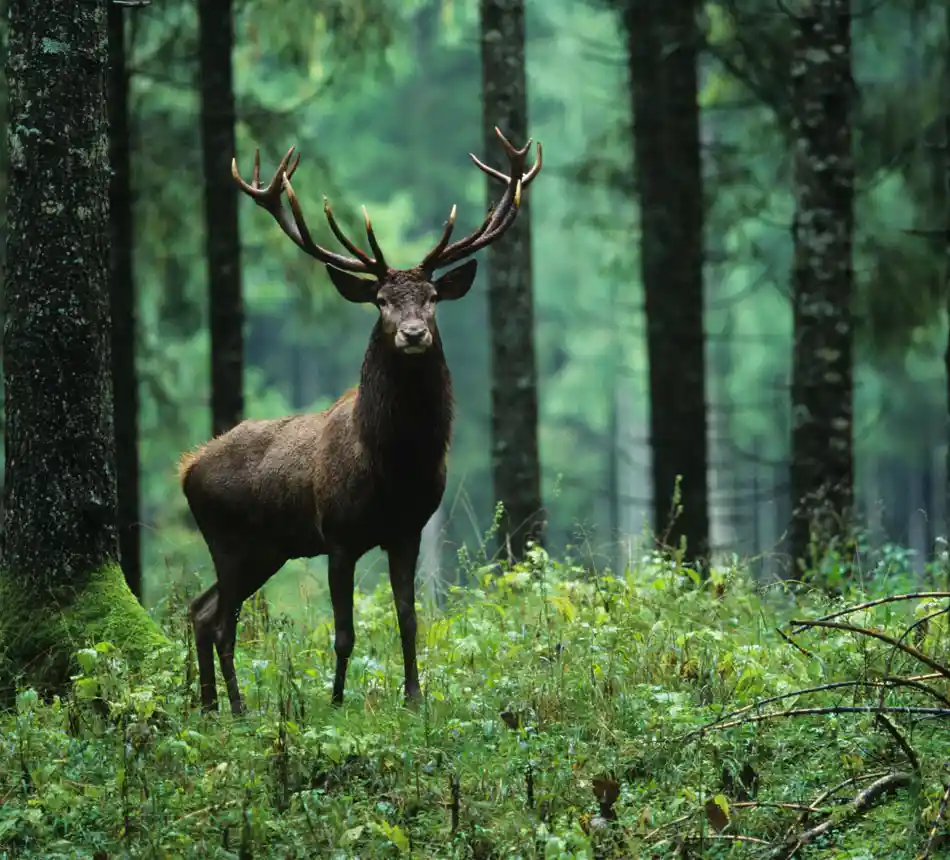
2,546,950,858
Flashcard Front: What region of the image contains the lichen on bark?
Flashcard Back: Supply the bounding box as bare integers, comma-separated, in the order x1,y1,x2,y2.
788,0,855,572
480,0,545,558
0,0,166,696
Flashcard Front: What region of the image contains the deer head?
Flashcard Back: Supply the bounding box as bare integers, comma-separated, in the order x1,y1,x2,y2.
231,128,543,356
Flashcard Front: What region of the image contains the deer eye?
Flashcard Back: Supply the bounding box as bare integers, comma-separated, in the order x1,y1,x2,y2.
376,297,388,309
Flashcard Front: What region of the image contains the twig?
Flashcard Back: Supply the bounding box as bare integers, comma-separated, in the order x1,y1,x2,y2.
776,627,814,658
790,592,950,634
685,679,941,739
733,801,823,814
788,619,950,680
702,705,950,734
919,768,950,860
644,802,824,842
882,675,950,708
773,772,912,859
874,713,921,773
797,771,890,828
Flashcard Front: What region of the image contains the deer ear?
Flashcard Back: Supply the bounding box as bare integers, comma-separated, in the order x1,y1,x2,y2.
434,259,477,302
325,265,378,304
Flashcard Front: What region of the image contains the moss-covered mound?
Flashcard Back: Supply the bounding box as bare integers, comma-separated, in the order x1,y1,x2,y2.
0,564,168,698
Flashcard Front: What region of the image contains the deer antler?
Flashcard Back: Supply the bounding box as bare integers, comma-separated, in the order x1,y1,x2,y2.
232,146,389,277
418,127,543,273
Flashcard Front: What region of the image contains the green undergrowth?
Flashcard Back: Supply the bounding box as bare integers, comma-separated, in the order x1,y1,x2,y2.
2,549,950,858
0,564,169,700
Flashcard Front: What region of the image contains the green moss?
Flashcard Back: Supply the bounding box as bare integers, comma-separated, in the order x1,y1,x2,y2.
0,564,169,698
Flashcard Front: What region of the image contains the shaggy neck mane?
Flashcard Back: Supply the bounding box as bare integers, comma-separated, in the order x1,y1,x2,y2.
355,321,453,467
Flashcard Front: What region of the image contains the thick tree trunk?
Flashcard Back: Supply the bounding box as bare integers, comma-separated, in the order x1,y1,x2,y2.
787,1,855,573
108,2,142,599
480,0,544,560
0,0,164,693
625,0,710,565
198,0,244,437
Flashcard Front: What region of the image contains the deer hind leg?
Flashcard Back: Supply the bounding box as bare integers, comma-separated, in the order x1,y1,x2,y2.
190,584,221,712
216,600,244,716
209,548,284,717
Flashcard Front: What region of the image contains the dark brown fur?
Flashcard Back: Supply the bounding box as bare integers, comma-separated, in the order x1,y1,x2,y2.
183,266,471,713
184,129,540,714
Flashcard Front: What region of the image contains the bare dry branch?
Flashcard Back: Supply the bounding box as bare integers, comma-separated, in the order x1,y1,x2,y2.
874,713,920,773
788,619,950,680
774,772,912,859
790,593,950,634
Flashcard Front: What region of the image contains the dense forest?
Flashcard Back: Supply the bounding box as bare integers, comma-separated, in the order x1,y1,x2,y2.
74,0,950,600
3,0,950,856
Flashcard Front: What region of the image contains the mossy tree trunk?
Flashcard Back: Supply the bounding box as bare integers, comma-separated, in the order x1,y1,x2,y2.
108,1,142,599
480,0,545,560
625,0,710,566
198,0,244,437
787,0,855,574
0,0,165,693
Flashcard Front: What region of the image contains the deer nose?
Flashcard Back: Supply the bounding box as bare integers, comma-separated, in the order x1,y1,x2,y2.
401,321,427,343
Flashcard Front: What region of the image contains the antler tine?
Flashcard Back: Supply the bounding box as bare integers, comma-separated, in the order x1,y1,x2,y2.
419,205,458,271
322,197,373,264
470,140,542,190
418,125,541,272
362,206,388,272
233,144,387,275
281,176,373,274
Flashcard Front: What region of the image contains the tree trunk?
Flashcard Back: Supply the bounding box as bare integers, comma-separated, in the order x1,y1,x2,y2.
0,0,165,693
198,0,244,437
480,0,544,560
625,0,710,566
787,0,855,574
108,2,142,600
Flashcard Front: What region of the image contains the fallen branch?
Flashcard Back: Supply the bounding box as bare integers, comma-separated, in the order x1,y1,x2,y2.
797,771,890,828
788,619,950,681
874,713,920,773
700,705,950,734
643,801,824,842
685,678,947,739
774,772,912,859
790,593,950,634
776,627,815,658
920,770,950,859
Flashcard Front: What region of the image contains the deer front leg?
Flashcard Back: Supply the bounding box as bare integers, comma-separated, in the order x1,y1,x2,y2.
387,534,422,705
328,549,357,705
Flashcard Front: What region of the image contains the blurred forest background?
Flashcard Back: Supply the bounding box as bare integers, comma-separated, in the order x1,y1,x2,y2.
3,0,948,611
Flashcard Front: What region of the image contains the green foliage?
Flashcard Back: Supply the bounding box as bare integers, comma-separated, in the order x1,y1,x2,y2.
0,565,169,703
2,553,948,857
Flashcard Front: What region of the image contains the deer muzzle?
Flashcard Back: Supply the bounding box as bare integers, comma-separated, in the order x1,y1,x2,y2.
395,320,432,354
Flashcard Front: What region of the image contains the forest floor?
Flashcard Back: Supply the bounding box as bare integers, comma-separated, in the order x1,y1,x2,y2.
1,547,949,858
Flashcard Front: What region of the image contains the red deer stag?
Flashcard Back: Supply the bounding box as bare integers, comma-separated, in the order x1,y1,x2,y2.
180,128,542,715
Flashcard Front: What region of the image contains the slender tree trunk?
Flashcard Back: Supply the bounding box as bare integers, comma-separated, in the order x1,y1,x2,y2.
625,0,710,566
944,1,950,563
0,0,164,692
787,0,855,574
108,2,142,599
198,0,244,437
480,0,544,560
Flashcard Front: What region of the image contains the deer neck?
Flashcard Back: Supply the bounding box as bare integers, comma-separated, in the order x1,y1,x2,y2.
355,321,453,465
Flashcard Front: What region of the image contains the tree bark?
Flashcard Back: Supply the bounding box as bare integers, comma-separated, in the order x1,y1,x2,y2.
787,0,855,573
198,0,244,437
625,0,710,565
0,0,164,693
480,0,545,560
108,1,142,599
